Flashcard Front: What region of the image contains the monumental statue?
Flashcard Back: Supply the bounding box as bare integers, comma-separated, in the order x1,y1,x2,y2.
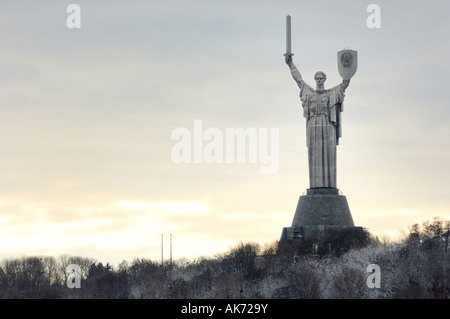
281,15,357,239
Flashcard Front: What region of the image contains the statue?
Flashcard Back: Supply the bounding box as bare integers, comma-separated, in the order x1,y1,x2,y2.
280,15,358,240
284,15,357,189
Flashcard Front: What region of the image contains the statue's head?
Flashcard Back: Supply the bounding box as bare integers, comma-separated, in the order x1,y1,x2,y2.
314,71,327,87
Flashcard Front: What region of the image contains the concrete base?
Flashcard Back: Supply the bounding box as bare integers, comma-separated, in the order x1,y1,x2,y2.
281,188,355,240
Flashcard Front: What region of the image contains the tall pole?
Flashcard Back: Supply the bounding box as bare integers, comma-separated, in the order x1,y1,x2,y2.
170,233,172,267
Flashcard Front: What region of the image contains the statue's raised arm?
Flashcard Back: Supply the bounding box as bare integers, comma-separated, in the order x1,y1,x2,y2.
285,55,306,89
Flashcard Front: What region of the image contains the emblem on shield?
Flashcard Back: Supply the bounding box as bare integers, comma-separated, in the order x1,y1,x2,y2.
338,49,358,80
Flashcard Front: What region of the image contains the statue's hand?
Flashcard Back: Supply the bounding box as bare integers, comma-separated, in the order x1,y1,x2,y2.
285,54,293,66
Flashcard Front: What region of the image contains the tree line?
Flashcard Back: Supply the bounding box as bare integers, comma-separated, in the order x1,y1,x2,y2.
1,217,450,298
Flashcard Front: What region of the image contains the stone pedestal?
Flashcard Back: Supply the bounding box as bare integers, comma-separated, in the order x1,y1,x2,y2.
281,188,355,240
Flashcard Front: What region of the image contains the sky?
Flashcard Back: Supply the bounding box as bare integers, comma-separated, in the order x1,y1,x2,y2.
1,0,450,266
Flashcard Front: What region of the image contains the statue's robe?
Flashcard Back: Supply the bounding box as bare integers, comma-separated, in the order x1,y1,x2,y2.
299,83,346,188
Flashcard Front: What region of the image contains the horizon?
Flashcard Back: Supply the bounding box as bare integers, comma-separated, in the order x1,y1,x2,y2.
0,216,434,267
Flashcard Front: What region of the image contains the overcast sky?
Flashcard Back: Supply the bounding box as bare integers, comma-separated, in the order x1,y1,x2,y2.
1,1,450,265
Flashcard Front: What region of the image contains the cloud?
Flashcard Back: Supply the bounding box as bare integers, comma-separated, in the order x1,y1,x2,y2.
0,196,289,264
0,199,211,260
118,200,209,216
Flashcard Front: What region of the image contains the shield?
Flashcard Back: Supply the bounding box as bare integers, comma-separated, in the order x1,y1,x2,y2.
337,49,357,80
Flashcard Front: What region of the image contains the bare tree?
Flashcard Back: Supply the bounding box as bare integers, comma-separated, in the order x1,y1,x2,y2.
330,266,367,299
221,242,260,279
